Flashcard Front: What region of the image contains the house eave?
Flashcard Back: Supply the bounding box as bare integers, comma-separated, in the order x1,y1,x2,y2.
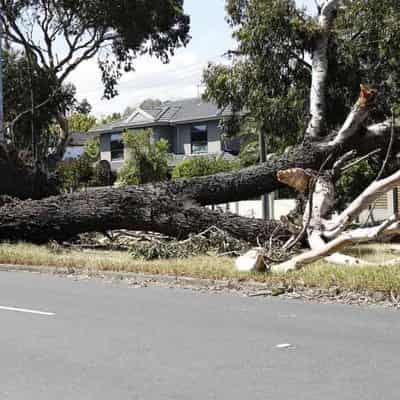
94,121,166,135
171,116,223,125
92,113,237,135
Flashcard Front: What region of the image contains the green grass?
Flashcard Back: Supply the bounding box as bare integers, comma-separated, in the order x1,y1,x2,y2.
1,242,400,294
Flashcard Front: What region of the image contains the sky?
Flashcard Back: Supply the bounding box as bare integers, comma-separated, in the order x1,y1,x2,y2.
69,0,316,117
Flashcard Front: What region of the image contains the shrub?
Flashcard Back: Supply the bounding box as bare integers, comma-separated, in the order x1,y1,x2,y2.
57,156,112,192
84,137,100,162
116,160,140,186
90,160,114,187
335,160,376,211
116,129,170,186
172,156,240,179
57,155,93,192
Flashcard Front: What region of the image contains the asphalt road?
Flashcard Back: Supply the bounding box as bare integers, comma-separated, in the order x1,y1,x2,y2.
0,271,399,400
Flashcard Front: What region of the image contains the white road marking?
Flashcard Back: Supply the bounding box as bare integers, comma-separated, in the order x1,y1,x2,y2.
0,306,55,316
276,343,296,349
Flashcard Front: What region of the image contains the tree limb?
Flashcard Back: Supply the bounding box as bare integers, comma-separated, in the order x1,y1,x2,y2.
306,0,340,139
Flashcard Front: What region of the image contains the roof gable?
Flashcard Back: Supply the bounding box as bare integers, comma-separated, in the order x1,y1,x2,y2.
125,108,155,124
91,98,234,134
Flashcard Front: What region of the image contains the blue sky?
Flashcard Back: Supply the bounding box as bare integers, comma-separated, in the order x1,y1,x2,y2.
70,0,316,117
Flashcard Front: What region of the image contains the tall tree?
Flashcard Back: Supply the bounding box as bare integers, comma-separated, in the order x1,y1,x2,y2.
2,0,400,272
3,50,75,162
0,0,190,162
204,0,400,155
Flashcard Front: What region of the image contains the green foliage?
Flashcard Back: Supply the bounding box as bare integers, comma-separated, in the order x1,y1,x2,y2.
57,155,94,192
116,129,170,186
2,1,190,99
204,0,400,163
331,0,400,122
90,161,114,188
57,150,111,192
75,99,92,115
335,161,377,211
99,113,123,126
116,161,141,186
69,113,97,133
172,156,240,179
3,51,75,160
204,0,312,160
83,138,101,162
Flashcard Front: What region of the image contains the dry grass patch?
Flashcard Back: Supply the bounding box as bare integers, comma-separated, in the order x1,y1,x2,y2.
1,243,400,294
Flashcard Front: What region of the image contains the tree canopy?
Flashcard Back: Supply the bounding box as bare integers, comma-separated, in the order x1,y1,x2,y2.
0,0,191,98
203,0,400,158
3,50,75,161
0,0,190,167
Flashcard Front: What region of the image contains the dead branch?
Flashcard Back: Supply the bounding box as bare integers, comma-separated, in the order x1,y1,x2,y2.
271,219,400,272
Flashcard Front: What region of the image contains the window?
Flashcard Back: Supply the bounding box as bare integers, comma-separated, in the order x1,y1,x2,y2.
110,133,124,161
191,125,208,154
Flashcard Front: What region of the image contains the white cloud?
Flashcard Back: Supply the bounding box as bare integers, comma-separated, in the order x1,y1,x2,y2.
68,50,216,117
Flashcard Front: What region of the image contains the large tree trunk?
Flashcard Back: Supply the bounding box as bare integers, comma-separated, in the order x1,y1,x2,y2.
161,125,398,207
0,107,396,244
0,186,289,244
0,0,398,251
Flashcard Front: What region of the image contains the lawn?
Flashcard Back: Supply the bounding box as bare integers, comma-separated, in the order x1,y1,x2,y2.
1,242,400,295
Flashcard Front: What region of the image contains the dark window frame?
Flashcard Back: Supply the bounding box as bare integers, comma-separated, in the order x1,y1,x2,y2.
191,124,208,154
110,133,124,161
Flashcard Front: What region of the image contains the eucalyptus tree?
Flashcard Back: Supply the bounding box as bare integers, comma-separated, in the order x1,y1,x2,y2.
2,0,400,271
204,0,400,154
3,49,75,161
0,0,190,163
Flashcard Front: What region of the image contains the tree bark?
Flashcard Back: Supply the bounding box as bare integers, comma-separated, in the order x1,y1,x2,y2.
167,120,399,207
0,111,396,244
306,0,340,138
45,111,70,171
0,186,290,244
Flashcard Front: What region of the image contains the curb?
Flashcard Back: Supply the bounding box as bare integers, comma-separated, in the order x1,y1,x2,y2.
0,263,269,291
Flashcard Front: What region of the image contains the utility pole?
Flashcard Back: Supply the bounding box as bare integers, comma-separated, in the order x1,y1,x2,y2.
0,11,4,142
259,129,270,220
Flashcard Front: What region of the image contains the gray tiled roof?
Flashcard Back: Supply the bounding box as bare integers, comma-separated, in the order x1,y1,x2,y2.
156,105,181,122
141,107,164,119
165,98,231,123
91,98,233,134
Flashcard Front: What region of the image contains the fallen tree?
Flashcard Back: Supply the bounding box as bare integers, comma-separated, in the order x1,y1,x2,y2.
0,95,395,247
1,0,400,273
0,185,289,245
0,68,398,253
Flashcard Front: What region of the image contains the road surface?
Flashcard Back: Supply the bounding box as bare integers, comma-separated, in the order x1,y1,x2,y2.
0,271,399,399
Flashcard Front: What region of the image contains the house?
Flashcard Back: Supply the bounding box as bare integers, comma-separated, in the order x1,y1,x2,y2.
91,98,297,220
63,131,99,160
90,98,239,171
